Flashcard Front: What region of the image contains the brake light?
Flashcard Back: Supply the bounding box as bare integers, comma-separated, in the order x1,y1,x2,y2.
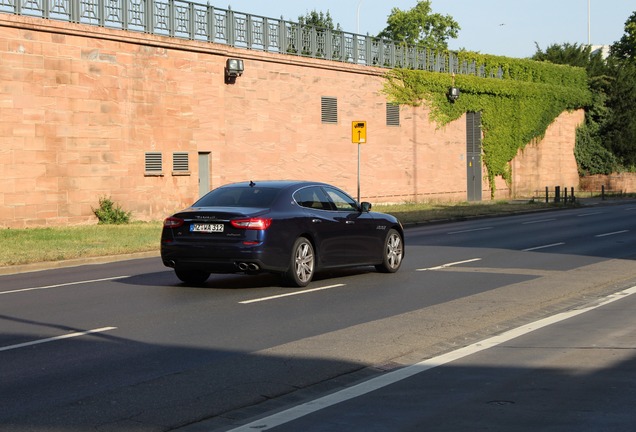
163,217,184,228
231,218,272,230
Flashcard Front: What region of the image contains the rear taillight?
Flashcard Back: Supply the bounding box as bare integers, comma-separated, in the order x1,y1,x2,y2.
163,217,184,228
231,218,272,230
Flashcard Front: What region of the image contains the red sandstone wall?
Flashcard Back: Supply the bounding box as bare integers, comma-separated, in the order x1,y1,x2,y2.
0,14,581,228
510,110,584,197
579,173,636,193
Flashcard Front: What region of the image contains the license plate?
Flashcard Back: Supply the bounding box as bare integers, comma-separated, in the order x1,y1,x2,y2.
190,223,224,233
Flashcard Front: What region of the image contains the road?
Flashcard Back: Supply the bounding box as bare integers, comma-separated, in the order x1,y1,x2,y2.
1,203,636,431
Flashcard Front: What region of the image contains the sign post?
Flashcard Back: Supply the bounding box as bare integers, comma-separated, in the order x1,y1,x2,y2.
351,121,367,203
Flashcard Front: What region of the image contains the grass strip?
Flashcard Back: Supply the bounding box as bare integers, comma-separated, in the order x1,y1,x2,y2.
0,222,162,266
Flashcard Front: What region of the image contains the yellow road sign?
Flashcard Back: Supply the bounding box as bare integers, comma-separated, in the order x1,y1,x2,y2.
352,121,367,143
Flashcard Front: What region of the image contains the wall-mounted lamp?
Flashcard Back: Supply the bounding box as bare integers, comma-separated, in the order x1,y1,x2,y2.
225,58,244,84
447,72,460,103
447,86,460,103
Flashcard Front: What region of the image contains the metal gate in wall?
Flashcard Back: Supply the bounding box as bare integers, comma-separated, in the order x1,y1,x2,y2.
466,112,482,201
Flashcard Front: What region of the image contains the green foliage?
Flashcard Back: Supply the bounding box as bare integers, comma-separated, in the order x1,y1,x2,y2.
610,11,636,62
92,196,132,224
602,13,636,168
534,42,594,68
382,53,591,197
574,123,619,175
602,62,636,166
297,10,340,31
377,0,460,51
289,10,343,58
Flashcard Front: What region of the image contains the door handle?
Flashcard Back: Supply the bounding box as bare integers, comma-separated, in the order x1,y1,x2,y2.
345,220,355,224
312,219,322,223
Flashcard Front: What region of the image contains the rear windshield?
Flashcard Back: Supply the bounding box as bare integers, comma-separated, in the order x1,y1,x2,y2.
194,186,279,208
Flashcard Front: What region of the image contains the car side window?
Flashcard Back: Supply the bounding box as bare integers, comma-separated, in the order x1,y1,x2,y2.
325,188,358,212
293,187,333,211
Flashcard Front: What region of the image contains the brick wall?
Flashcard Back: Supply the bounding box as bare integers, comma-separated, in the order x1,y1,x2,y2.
0,14,582,228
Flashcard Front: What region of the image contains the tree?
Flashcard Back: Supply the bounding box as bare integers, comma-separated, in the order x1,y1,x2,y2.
290,10,343,58
297,10,341,31
610,11,636,62
533,42,607,78
602,63,636,167
377,0,460,51
603,11,636,168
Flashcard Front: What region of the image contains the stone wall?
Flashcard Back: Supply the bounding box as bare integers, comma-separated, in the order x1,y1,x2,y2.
0,14,582,227
579,173,636,194
510,110,585,197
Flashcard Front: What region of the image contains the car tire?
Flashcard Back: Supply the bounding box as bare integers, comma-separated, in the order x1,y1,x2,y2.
175,269,210,285
284,237,315,287
375,228,403,273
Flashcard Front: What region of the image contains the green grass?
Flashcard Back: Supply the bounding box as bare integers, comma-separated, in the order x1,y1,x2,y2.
0,222,162,266
0,201,565,267
373,200,559,224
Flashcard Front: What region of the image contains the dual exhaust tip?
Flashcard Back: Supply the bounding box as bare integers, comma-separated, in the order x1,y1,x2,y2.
237,262,260,272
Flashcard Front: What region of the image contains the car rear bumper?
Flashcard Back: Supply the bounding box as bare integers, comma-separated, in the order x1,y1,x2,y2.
161,243,287,273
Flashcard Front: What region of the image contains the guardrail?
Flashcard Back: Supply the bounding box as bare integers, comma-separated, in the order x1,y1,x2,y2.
0,0,504,77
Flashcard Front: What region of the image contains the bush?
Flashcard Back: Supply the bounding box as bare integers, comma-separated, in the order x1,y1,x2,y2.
574,123,619,176
93,196,132,224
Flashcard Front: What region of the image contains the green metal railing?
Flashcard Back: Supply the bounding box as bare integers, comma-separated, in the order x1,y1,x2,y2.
1,0,503,77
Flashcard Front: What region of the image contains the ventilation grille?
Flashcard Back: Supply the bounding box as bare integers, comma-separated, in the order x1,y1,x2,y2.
466,112,482,154
172,152,189,173
145,152,162,174
386,103,400,126
321,96,338,124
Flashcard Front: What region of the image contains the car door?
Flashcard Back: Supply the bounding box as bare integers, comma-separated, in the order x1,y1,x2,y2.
293,186,347,267
322,186,380,264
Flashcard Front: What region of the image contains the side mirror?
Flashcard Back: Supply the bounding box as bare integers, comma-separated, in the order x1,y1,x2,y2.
360,201,372,212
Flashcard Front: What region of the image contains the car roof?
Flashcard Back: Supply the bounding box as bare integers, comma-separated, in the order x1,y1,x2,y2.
221,180,330,190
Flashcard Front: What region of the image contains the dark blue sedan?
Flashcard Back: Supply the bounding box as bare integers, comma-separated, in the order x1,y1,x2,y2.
161,180,404,287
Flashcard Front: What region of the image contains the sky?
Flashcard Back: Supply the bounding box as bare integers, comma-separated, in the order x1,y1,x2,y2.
215,1,635,58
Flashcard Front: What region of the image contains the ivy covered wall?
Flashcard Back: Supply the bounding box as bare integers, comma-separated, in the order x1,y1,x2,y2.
382,53,592,196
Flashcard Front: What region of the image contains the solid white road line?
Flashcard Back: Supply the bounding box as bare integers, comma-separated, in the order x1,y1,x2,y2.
240,284,346,304
0,327,118,352
0,276,129,295
225,285,636,432
416,258,482,272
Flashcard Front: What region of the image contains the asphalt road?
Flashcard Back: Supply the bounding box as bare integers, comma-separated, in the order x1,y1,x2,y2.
1,202,636,431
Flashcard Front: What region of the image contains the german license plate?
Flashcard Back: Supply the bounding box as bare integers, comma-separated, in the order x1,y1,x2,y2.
190,223,224,233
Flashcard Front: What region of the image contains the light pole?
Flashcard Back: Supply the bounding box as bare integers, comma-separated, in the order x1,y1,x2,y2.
356,0,363,34
587,0,591,45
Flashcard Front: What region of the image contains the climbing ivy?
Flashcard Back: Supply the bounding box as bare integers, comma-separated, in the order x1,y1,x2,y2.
382,53,591,197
